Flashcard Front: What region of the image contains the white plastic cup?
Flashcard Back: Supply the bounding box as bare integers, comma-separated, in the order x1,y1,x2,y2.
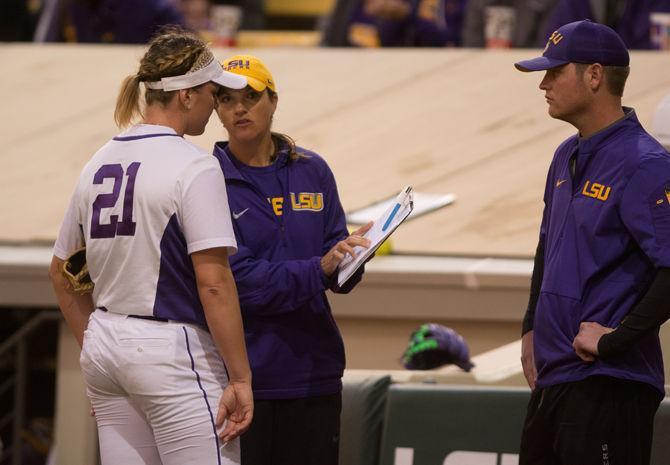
484,6,516,49
210,5,242,47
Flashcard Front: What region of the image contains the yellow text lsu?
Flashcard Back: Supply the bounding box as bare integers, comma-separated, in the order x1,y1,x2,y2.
268,193,324,216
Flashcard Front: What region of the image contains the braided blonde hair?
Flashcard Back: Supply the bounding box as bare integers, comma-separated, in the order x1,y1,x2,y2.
114,27,211,128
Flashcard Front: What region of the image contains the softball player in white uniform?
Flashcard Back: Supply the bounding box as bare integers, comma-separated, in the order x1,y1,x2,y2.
49,29,253,465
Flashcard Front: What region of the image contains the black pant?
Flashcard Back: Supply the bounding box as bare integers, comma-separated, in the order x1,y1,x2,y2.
519,375,662,465
241,392,342,465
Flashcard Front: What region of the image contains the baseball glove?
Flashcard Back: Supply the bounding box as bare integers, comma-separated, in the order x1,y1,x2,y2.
61,247,94,294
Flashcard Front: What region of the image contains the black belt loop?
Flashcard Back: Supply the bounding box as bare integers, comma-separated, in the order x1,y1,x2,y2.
96,307,168,322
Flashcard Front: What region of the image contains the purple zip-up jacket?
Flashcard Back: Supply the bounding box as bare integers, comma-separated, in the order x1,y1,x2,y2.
213,140,364,400
535,110,670,395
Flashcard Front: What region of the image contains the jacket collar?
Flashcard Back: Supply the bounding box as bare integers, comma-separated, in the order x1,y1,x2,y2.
213,140,290,182
578,107,637,155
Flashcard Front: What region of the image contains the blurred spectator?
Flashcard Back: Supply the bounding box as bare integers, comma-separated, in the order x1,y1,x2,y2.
462,0,559,47
541,0,670,49
0,0,41,41
34,0,185,43
213,0,266,29
179,0,212,31
322,0,466,47
652,94,670,150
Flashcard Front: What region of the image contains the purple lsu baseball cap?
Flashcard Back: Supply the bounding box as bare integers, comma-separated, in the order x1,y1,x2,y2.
515,20,629,72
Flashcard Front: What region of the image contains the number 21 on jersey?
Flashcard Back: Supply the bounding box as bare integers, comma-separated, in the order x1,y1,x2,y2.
90,162,141,239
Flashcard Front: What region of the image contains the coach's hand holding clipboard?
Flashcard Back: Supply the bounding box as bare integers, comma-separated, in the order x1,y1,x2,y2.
337,186,414,287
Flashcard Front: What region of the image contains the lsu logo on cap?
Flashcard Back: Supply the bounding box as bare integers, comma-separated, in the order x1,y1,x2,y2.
548,31,564,45
223,59,250,71
222,54,276,92
543,31,564,53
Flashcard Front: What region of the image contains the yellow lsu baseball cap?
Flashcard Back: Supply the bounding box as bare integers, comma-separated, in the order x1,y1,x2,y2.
221,55,275,92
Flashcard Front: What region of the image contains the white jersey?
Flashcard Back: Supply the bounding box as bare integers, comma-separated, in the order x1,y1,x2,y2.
54,124,237,325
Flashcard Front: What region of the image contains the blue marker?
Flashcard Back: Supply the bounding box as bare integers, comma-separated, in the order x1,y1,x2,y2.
382,203,401,232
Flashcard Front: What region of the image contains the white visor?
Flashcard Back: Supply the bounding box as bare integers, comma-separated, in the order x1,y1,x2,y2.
144,58,247,91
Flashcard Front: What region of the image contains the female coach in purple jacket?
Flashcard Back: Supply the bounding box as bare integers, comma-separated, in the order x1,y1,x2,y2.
212,55,371,465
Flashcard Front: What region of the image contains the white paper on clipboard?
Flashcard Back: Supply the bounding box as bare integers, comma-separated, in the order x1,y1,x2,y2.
337,186,414,287
346,192,455,225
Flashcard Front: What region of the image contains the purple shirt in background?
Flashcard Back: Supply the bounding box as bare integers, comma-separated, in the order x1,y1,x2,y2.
534,109,670,395
61,0,185,43
542,0,670,49
347,0,466,46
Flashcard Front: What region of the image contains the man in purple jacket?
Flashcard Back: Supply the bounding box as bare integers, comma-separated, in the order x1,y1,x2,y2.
516,20,670,464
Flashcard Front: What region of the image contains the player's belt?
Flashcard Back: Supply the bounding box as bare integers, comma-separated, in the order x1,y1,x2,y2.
128,314,169,322
97,307,169,322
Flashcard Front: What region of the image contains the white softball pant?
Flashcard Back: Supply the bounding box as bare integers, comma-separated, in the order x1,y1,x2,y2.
80,309,240,465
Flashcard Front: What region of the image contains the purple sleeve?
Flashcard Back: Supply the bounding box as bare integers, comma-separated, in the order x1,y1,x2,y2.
228,245,328,315
522,159,555,333
620,158,670,268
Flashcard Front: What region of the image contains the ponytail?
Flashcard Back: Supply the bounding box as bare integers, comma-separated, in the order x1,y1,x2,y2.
271,132,308,161
114,74,142,128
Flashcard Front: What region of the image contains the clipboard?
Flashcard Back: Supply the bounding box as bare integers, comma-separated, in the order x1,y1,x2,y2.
337,186,414,287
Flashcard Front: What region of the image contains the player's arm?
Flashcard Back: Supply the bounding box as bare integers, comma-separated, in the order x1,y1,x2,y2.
521,236,544,390
599,267,670,357
229,227,368,314
574,160,670,360
49,256,94,347
51,183,93,347
231,246,334,313
192,247,252,443
573,268,670,360
521,154,558,388
179,158,253,442
522,237,545,336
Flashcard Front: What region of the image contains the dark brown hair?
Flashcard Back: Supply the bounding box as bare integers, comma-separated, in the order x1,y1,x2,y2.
575,63,630,97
